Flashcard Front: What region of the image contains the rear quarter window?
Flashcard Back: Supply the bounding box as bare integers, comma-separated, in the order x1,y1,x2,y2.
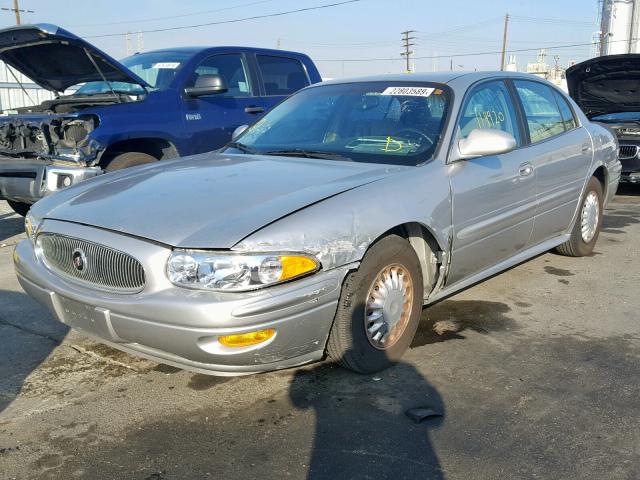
256,55,309,96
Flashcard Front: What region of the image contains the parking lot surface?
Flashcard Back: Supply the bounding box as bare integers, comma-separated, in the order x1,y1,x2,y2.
1,187,639,480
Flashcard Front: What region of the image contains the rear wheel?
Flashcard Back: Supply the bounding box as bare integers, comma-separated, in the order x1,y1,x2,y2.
104,152,157,172
6,200,30,217
327,235,424,374
555,176,603,257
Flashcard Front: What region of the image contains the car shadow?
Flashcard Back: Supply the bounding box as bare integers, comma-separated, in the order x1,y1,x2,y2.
0,212,24,243
0,290,67,414
288,303,446,480
615,184,639,197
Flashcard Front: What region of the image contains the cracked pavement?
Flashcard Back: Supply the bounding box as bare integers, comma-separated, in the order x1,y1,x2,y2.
1,187,639,480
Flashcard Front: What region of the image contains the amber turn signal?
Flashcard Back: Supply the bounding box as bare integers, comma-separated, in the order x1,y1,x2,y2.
218,329,276,347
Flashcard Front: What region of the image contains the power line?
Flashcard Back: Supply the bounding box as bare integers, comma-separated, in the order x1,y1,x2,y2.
70,0,282,28
1,0,34,25
84,0,362,38
316,37,637,63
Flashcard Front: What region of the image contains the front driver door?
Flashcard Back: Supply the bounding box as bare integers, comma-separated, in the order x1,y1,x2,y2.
181,53,265,155
447,79,537,285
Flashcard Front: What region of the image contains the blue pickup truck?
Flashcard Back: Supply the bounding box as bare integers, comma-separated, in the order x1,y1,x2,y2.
0,24,321,215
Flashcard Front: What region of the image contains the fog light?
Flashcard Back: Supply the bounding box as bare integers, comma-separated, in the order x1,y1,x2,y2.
218,329,275,347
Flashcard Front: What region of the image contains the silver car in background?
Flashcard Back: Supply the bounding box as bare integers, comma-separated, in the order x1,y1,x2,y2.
14,72,621,375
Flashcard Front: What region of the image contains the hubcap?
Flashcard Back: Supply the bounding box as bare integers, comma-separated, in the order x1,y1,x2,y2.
580,191,599,243
364,264,414,350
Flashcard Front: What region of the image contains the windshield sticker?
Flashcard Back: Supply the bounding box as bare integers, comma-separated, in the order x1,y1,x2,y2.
153,62,180,69
238,81,248,93
381,87,435,97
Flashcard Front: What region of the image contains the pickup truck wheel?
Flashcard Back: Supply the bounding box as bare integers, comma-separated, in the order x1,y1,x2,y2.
6,200,30,217
104,152,157,172
555,176,603,257
327,234,423,374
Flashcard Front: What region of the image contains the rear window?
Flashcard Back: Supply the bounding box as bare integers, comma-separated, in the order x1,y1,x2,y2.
256,55,309,96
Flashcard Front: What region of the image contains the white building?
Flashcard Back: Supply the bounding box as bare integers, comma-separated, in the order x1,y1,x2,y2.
0,60,54,111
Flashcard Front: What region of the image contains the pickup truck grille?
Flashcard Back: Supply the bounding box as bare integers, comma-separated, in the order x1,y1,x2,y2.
38,234,145,293
619,145,639,160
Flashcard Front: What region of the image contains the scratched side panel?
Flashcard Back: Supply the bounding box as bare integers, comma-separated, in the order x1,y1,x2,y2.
233,161,452,272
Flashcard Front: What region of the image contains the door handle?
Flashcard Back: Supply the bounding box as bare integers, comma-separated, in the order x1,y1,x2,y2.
244,106,264,114
519,163,534,177
581,143,591,153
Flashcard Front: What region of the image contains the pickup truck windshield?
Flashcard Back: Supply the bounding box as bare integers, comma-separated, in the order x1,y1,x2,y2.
232,82,450,166
73,51,193,95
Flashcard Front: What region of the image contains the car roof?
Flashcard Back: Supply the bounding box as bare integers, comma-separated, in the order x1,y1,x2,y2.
133,46,310,57
318,71,550,86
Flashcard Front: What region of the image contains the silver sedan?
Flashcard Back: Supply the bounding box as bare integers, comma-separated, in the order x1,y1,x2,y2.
14,72,621,375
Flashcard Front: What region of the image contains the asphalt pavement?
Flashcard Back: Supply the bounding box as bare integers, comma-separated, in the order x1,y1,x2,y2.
1,186,639,480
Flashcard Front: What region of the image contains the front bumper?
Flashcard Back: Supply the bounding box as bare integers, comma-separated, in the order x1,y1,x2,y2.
0,156,101,203
13,220,352,375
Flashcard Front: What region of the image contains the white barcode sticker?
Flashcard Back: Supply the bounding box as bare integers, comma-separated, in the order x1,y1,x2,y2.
381,86,435,97
153,62,180,69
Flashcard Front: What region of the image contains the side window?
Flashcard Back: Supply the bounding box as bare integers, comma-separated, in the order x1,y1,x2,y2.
553,90,578,131
514,80,565,143
256,55,309,96
458,80,520,145
189,54,251,97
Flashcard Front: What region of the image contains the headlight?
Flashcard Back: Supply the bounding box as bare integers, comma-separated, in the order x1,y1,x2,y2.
166,251,319,291
24,212,41,242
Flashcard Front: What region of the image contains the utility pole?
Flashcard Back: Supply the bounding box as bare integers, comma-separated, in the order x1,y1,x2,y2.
400,30,416,73
1,0,34,25
500,13,509,71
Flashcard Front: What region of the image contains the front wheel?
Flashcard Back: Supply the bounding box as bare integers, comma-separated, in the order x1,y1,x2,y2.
104,152,157,172
6,200,31,217
555,176,603,257
326,234,424,374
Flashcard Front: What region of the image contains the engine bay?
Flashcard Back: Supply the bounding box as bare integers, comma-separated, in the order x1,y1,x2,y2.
0,113,101,162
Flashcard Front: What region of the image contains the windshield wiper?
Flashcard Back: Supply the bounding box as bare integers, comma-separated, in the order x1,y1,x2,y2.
263,149,352,161
225,142,257,154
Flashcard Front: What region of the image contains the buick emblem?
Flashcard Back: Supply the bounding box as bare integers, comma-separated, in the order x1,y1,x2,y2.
72,248,87,272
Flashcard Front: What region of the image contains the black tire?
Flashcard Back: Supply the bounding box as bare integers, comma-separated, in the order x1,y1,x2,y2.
327,234,424,374
555,176,603,257
104,152,157,172
6,200,31,217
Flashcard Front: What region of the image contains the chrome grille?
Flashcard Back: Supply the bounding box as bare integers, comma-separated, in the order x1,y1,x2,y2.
38,234,145,293
619,145,639,160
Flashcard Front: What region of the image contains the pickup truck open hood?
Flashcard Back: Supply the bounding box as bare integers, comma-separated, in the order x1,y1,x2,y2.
566,54,640,118
0,23,150,92
34,153,404,248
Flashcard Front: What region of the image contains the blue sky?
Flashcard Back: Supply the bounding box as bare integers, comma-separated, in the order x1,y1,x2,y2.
4,0,601,78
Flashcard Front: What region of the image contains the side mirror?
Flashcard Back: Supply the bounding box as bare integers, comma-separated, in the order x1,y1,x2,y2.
231,125,249,141
184,74,228,97
456,129,517,160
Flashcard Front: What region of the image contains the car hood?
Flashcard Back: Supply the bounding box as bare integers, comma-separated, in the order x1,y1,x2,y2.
0,23,150,92
566,54,640,118
38,153,406,248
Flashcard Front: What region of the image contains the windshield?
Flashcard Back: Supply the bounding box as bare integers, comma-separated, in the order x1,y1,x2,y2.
592,112,640,122
74,51,193,95
230,82,450,166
